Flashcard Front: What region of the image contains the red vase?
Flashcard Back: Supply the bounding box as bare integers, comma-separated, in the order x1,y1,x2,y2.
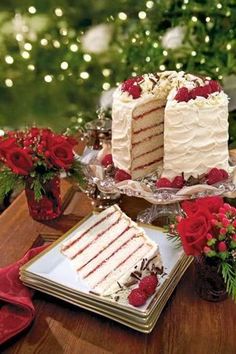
25,177,62,221
195,255,227,302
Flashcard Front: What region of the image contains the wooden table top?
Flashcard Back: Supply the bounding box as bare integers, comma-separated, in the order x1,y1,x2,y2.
0,180,235,354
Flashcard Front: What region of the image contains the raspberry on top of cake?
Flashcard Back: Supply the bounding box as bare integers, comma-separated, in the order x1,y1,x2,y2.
112,71,229,181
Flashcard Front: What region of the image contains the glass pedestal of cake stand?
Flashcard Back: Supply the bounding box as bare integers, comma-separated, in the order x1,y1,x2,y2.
136,202,183,224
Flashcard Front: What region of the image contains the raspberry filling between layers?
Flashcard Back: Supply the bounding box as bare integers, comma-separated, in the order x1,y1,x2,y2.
61,209,116,251
133,106,165,120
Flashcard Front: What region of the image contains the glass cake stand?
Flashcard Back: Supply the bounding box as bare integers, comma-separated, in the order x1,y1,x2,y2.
79,148,236,224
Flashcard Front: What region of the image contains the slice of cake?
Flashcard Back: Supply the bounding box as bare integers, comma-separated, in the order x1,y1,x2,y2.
112,71,229,180
61,205,162,296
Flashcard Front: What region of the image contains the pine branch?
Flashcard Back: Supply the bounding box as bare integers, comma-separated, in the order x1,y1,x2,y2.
0,169,24,203
221,262,236,302
30,177,44,202
68,160,85,188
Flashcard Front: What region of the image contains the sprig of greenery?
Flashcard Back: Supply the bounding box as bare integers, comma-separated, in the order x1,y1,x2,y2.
221,262,236,302
0,168,24,203
30,177,44,202
68,159,85,188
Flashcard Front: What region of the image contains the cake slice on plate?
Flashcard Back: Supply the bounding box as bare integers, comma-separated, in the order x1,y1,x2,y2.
61,205,162,296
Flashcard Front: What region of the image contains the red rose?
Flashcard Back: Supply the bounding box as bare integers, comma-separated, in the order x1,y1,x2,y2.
6,147,33,175
47,141,74,169
181,200,200,216
196,196,224,214
0,137,18,160
177,209,212,256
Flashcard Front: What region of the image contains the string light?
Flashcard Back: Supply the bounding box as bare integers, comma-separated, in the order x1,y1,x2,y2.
216,3,222,9
53,40,61,48
191,50,197,56
215,67,219,73
191,16,198,22
55,8,63,17
153,42,158,48
206,17,211,22
200,58,206,64
218,75,223,80
102,69,111,77
159,65,166,71
60,28,68,36
5,79,13,87
138,11,147,20
40,38,48,46
118,12,127,20
145,56,150,62
102,82,110,90
16,34,23,42
146,1,154,9
83,54,91,62
60,61,69,70
163,50,168,56
28,64,35,71
24,43,32,51
145,30,150,36
44,75,53,83
176,63,183,69
5,56,14,64
22,51,30,59
205,36,210,43
28,6,36,14
80,72,89,79
70,43,78,52
226,43,232,50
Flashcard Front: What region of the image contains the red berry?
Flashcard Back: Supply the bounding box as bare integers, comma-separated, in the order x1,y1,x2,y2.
204,246,212,254
139,274,158,296
207,168,224,185
209,80,221,93
171,175,185,189
190,85,211,99
174,87,189,102
121,78,136,91
121,76,143,92
218,241,227,252
219,169,229,180
155,177,172,188
115,169,131,182
128,288,148,307
206,233,213,240
222,218,230,228
128,84,142,99
101,154,113,167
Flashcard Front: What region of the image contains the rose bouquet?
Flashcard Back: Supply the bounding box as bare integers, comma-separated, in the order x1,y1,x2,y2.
0,127,83,220
168,196,236,301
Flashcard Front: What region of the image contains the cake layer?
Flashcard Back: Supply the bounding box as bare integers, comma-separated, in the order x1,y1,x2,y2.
132,133,163,156
61,205,162,296
132,147,164,171
133,108,164,133
132,123,164,144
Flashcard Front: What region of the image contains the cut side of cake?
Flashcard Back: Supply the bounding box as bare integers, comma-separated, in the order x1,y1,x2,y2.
112,71,229,181
61,205,162,296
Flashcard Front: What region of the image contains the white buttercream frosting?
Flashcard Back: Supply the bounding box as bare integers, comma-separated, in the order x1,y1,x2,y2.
112,71,229,179
163,91,229,178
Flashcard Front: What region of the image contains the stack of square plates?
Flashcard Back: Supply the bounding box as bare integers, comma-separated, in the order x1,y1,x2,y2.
20,213,192,333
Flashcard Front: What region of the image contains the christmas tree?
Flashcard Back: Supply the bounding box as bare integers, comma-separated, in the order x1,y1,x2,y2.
0,0,235,143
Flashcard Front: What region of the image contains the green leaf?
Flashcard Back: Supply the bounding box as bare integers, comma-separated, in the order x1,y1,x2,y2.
68,159,85,188
221,262,236,302
0,169,24,203
30,177,44,202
